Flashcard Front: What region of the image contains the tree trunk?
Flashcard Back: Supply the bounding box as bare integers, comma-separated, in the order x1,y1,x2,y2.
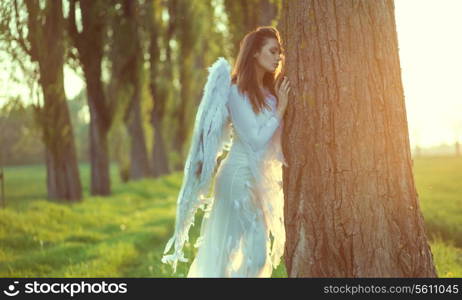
68,0,112,196
82,62,111,196
151,112,170,177
147,0,170,177
88,91,111,195
44,138,81,201
173,58,191,170
279,0,437,277
25,0,82,201
258,0,278,26
123,0,151,180
126,80,151,180
170,0,195,171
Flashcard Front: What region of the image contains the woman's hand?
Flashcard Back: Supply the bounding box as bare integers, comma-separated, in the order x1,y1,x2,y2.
275,76,291,119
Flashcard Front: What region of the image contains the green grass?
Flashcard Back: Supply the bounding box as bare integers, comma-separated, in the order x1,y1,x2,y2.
413,157,462,248
0,157,461,277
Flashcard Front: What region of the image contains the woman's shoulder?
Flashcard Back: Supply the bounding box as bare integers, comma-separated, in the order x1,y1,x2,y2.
229,83,245,100
230,83,239,93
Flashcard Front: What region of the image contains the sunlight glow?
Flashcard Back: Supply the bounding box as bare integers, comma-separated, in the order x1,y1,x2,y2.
1,1,460,150
394,0,462,148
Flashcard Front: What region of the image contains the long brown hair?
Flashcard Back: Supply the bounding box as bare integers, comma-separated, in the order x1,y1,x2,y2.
231,26,286,114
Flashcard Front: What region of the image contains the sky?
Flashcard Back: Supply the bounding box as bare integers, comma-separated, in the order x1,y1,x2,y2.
394,0,462,147
1,0,461,148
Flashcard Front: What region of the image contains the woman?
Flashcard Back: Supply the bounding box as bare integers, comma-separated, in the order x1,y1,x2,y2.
163,26,291,277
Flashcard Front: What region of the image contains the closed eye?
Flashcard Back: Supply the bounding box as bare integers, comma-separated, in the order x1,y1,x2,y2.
270,47,281,55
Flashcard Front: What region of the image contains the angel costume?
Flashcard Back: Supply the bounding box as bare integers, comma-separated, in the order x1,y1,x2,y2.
161,57,287,277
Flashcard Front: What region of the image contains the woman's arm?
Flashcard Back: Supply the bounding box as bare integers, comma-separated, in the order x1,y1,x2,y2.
228,85,281,152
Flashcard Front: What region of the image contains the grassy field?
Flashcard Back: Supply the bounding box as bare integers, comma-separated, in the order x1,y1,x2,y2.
0,157,461,277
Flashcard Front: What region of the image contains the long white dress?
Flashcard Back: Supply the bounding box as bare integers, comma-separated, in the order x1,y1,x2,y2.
187,84,287,277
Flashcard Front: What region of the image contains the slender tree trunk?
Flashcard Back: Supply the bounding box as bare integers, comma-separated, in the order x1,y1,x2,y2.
122,0,151,179
25,0,82,201
146,0,170,177
151,112,170,177
41,45,82,201
279,0,436,277
126,79,151,179
82,57,111,196
170,0,194,171
68,0,112,196
173,59,191,168
87,79,111,195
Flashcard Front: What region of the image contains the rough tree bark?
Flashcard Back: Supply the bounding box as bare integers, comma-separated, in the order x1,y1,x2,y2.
69,0,112,196
278,0,437,277
24,0,82,201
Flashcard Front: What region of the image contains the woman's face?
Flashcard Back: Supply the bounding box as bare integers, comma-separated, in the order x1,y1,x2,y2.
254,38,282,73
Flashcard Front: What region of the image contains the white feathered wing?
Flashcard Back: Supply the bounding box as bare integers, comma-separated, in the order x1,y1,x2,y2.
161,57,232,273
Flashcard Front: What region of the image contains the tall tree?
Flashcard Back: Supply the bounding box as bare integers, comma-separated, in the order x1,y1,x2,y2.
122,0,151,179
168,0,232,171
279,0,436,277
68,0,113,196
155,0,186,172
106,3,133,182
171,0,196,170
20,0,82,201
160,0,182,171
146,0,170,177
